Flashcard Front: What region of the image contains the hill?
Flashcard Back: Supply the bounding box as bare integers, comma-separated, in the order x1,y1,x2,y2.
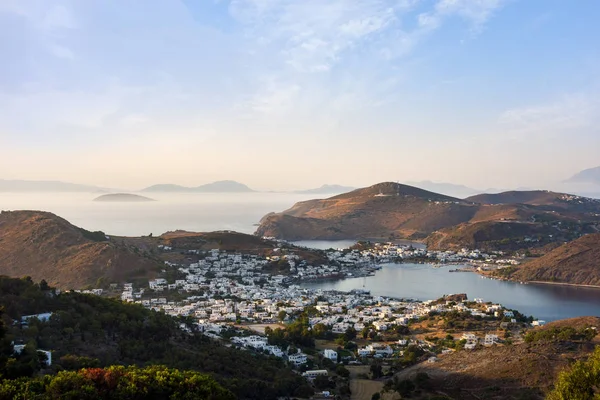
93,193,155,202
257,184,600,248
295,184,356,195
141,180,254,193
466,190,600,213
508,233,600,286
0,179,110,193
393,317,600,399
566,166,600,185
256,182,478,240
0,276,311,399
0,211,161,289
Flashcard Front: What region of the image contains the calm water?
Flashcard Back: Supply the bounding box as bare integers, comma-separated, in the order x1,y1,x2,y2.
303,263,600,322
292,240,358,250
0,192,318,236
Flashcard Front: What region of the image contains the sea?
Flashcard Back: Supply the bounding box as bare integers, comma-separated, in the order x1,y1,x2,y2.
2,191,600,322
0,192,317,236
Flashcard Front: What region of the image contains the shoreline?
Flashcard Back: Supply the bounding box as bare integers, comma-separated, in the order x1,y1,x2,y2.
527,280,600,290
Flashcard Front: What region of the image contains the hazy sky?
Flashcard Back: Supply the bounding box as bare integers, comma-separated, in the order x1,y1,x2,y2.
1,0,599,191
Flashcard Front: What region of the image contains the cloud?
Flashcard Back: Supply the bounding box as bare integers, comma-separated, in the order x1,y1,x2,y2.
498,93,599,136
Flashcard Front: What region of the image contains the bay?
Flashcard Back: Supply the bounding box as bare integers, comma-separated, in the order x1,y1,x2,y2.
302,263,600,322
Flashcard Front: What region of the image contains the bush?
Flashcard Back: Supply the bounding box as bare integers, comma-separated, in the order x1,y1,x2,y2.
547,346,600,400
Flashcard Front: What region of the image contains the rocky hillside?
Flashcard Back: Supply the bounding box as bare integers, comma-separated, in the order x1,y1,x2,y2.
394,316,600,399
256,182,478,240
256,183,600,244
508,233,600,286
466,190,600,213
0,211,161,289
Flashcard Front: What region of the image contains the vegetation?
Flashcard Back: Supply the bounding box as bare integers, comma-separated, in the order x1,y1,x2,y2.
0,365,234,399
77,228,108,242
547,346,600,400
0,276,311,399
525,326,597,343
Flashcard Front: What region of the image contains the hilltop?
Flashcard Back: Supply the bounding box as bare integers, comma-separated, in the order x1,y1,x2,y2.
0,211,161,289
507,233,600,286
466,190,600,213
93,193,155,202
257,182,477,240
141,180,254,193
256,183,600,245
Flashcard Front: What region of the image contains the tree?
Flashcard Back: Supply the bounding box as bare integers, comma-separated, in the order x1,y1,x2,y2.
314,375,331,390
336,365,350,378
370,362,383,379
278,310,287,321
547,346,600,400
39,280,50,291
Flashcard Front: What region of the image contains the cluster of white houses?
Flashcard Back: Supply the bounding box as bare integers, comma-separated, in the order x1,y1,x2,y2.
109,245,539,370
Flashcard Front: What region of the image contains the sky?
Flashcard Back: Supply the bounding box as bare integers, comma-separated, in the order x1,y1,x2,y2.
0,0,599,191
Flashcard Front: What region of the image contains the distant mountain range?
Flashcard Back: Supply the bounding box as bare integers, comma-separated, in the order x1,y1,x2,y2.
140,180,254,193
0,179,111,193
565,166,600,185
294,184,356,195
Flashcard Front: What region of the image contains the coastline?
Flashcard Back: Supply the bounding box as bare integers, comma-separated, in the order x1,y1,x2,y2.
527,280,600,290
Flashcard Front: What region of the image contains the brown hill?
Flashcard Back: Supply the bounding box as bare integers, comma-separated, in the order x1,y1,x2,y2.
396,328,599,399
256,183,600,244
0,210,161,289
256,182,479,240
509,233,600,285
466,190,600,214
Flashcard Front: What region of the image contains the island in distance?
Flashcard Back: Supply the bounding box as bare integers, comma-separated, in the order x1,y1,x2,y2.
141,180,254,193
93,193,155,202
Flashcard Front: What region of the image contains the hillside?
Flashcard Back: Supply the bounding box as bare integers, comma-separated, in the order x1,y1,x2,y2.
566,166,600,185
508,233,600,285
394,318,600,400
256,182,478,240
141,180,254,193
256,183,600,244
0,211,161,289
93,193,155,202
466,190,600,213
0,276,311,399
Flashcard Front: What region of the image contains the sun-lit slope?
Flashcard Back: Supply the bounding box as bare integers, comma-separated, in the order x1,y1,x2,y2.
0,210,161,289
256,182,479,240
509,233,600,285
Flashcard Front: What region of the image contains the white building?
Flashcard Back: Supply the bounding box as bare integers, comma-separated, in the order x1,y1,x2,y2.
288,353,308,366
323,349,338,362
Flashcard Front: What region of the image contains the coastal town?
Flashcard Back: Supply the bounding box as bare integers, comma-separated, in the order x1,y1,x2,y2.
102,239,540,388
